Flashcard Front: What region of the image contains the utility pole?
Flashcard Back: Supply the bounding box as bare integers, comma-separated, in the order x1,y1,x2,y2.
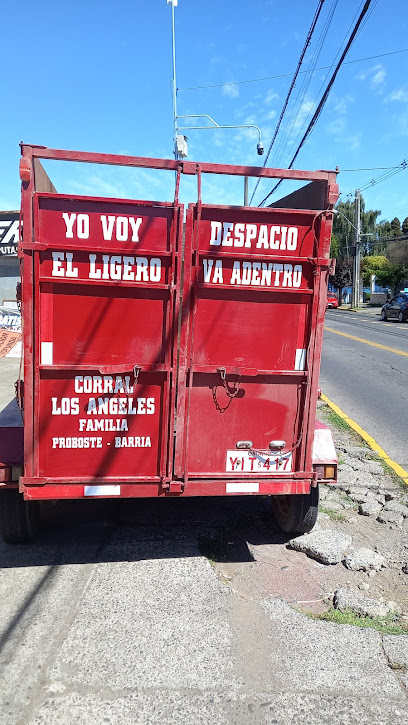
351,189,361,308
169,0,178,159
244,176,249,206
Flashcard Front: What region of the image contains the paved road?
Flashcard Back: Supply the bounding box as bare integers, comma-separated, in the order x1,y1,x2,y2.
1,496,408,725
320,308,408,471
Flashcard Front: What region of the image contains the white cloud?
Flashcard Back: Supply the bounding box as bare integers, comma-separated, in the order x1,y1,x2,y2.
327,118,346,136
372,68,386,87
265,90,279,105
267,110,277,120
388,88,408,103
348,133,362,151
222,83,239,98
333,95,354,114
292,100,314,133
210,55,223,65
356,64,386,90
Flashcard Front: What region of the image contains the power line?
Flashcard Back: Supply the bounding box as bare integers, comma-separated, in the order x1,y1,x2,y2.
266,0,339,176
177,47,408,92
339,160,408,202
249,0,326,205
259,0,378,192
341,166,406,172
369,234,408,246
258,0,374,207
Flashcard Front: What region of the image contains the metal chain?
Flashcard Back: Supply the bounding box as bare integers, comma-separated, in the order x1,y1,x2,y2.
133,365,141,385
212,368,241,413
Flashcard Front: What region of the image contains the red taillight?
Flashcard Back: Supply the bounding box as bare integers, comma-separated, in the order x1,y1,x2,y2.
19,158,31,183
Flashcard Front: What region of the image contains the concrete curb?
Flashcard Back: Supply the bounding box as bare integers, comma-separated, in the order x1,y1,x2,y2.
320,392,408,487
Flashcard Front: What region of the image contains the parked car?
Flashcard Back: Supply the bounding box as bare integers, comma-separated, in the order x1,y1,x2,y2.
381,293,408,322
326,293,339,309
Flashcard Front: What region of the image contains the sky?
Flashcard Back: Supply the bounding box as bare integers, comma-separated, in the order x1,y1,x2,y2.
1,0,408,223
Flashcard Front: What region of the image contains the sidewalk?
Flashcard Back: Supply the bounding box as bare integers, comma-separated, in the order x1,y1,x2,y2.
336,304,382,316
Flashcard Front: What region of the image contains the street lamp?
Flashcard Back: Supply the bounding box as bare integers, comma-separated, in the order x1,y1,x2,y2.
176,114,264,159
167,1,264,200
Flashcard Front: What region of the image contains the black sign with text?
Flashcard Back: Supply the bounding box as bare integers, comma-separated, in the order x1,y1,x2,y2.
0,212,19,256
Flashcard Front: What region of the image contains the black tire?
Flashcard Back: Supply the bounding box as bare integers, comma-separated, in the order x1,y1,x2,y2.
398,311,404,323
272,485,319,535
0,489,40,544
381,309,387,321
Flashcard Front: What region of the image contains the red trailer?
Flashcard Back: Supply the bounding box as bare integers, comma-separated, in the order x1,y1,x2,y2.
0,145,338,542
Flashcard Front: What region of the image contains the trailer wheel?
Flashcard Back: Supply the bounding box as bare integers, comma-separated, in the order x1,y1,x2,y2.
271,486,319,535
0,489,40,544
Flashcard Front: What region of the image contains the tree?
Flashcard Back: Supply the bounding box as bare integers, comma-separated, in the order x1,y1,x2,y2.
331,196,381,256
330,195,381,300
360,255,397,288
329,254,352,303
402,217,408,234
387,240,408,266
390,217,401,236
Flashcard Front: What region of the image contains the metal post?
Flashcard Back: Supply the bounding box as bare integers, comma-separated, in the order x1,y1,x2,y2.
170,2,178,159
352,189,361,308
244,176,249,206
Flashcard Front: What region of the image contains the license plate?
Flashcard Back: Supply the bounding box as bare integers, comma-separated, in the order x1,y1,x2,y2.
225,450,292,473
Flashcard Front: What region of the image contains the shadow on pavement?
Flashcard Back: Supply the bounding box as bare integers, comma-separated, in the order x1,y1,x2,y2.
0,496,292,569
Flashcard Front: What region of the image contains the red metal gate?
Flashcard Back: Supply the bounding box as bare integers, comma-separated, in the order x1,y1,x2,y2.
173,196,333,495
18,147,337,499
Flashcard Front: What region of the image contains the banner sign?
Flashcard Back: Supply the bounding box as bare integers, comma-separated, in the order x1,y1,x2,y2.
0,212,19,257
0,306,21,331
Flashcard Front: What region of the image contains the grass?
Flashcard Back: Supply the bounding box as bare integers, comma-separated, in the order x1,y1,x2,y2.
389,663,408,672
308,606,408,636
320,402,408,490
378,458,408,492
319,506,347,522
325,408,352,432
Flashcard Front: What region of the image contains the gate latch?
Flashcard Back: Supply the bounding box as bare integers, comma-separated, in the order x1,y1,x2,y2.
133,365,141,385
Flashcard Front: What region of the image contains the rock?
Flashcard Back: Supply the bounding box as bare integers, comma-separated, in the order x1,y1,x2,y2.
321,500,345,512
343,548,387,572
289,529,352,565
383,501,408,518
386,601,403,615
368,570,377,578
383,635,408,668
359,500,383,517
347,517,360,525
334,588,392,618
402,564,408,575
343,446,371,460
317,512,331,522
348,488,370,504
366,461,384,476
319,486,329,500
338,464,357,477
373,493,386,505
358,582,370,591
377,510,404,526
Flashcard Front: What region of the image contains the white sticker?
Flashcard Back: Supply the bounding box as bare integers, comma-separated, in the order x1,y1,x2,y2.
225,450,292,473
295,348,306,371
226,482,260,493
41,342,53,365
84,485,121,497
